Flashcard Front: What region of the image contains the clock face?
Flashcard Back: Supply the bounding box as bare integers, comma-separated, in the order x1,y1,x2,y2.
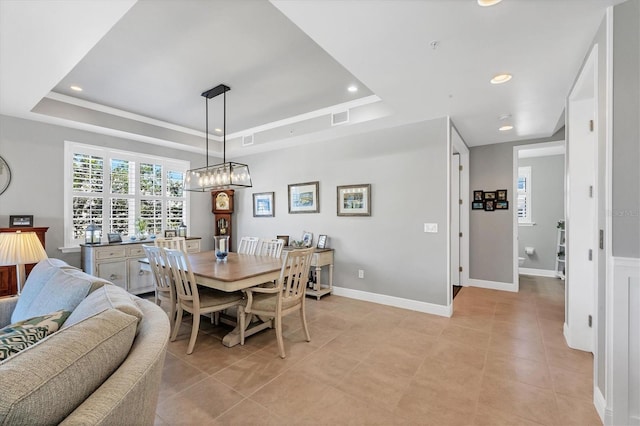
216,193,229,210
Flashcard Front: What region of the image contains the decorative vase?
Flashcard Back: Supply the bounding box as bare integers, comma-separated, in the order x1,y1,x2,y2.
214,235,230,261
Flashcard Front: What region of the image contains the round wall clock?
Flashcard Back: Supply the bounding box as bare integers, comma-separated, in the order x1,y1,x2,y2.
0,156,11,196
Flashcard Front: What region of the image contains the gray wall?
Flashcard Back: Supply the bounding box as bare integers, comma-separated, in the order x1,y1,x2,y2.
0,114,451,307
234,118,450,306
518,154,565,271
612,0,640,258
468,130,565,284
0,115,216,267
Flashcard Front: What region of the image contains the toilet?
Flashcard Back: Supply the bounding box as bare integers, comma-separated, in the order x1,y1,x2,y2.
518,257,525,266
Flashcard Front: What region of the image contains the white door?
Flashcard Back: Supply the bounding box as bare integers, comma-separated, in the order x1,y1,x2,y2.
566,67,597,353
451,153,461,288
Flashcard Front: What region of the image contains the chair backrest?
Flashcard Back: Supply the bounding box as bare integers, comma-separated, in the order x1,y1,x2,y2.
164,248,199,304
256,239,285,258
142,244,174,294
237,236,260,255
154,236,187,252
278,247,314,302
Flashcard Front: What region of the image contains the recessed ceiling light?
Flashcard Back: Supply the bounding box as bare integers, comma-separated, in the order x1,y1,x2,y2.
214,128,222,133
478,0,503,6
490,73,512,84
347,85,358,93
499,125,514,131
70,85,83,92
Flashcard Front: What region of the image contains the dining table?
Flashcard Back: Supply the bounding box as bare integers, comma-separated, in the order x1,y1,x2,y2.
140,250,283,347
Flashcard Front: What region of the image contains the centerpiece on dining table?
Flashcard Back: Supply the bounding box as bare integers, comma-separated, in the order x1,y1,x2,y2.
214,235,230,261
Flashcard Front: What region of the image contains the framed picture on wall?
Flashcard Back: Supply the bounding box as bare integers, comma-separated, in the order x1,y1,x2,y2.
484,191,496,200
496,189,508,201
485,200,495,211
473,190,484,201
337,184,371,216
253,192,275,217
288,181,319,214
472,201,485,210
495,200,509,210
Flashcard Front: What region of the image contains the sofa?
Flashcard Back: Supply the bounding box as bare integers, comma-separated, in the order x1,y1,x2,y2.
0,258,170,425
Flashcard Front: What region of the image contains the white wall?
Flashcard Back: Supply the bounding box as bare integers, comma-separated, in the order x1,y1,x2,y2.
234,118,451,307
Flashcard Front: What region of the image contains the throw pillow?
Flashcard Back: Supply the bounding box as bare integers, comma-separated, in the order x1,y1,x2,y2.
0,326,49,361
0,309,71,335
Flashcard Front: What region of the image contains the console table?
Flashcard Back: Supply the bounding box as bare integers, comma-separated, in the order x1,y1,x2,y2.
81,237,201,295
284,247,334,300
0,227,48,297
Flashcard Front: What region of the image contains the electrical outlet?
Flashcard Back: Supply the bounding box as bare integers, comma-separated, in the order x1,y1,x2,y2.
358,269,364,279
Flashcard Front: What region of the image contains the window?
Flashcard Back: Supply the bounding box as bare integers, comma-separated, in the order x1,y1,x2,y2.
517,166,532,223
64,142,190,247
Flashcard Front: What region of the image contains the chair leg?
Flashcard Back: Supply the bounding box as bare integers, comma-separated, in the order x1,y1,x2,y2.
238,306,246,345
170,305,183,342
168,303,176,334
275,314,285,359
300,305,311,342
187,313,200,355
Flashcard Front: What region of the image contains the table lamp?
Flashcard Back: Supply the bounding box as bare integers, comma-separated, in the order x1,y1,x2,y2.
0,231,48,295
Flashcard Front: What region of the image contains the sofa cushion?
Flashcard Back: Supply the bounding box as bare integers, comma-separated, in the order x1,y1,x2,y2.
0,308,138,425
12,261,109,324
0,326,49,361
63,285,143,332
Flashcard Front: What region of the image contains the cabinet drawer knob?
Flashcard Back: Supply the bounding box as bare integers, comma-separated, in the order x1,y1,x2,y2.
138,270,144,276
109,274,117,280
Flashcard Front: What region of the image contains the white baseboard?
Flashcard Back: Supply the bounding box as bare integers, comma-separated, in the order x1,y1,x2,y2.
518,268,557,278
594,386,606,424
332,286,452,317
467,278,518,292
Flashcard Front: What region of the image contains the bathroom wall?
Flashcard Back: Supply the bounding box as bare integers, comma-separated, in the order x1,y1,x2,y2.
518,154,565,273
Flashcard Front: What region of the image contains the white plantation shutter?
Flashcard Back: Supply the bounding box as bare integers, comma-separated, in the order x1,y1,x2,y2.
517,166,532,223
64,142,189,247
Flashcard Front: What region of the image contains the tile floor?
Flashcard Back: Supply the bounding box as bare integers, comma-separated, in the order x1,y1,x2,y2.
154,275,601,425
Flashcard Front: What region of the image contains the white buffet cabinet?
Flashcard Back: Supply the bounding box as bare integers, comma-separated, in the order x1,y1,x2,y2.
81,237,201,295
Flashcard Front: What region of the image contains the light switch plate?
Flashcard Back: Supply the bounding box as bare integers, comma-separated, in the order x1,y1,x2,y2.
424,223,438,233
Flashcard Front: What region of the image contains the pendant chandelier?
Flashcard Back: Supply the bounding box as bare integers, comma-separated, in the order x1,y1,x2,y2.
185,84,252,191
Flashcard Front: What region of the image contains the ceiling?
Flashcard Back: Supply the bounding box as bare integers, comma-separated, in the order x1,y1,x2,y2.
0,0,621,157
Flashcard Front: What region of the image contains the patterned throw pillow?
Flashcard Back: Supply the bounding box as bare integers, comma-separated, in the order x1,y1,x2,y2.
0,310,71,362
0,326,49,361
0,310,71,335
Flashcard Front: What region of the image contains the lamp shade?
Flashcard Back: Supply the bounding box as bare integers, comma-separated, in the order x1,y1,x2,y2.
0,231,48,266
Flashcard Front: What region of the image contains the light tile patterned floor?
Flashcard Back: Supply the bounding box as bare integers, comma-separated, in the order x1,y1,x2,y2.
153,275,601,425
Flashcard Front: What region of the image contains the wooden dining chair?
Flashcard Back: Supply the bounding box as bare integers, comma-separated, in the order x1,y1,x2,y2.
164,248,244,355
237,236,259,255
256,238,285,258
142,244,177,333
238,247,314,358
154,236,187,252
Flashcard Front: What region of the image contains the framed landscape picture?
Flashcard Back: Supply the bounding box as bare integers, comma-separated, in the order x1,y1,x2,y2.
288,181,319,214
337,184,371,216
253,192,275,217
497,189,508,201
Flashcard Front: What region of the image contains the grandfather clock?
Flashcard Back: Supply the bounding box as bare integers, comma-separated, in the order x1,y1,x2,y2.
212,189,234,251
